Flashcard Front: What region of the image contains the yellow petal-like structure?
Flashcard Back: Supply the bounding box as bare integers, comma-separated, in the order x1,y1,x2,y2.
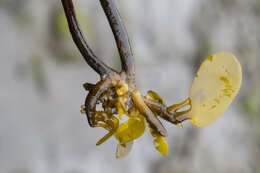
114,110,146,144
150,129,168,156
189,52,242,127
154,136,168,156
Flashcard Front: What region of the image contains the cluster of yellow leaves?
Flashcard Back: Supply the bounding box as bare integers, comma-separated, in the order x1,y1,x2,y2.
96,52,242,158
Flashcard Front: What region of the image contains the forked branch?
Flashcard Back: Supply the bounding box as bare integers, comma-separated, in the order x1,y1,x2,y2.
61,0,190,147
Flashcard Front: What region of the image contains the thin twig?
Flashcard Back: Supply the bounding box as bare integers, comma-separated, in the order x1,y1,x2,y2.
100,0,135,82
61,0,115,76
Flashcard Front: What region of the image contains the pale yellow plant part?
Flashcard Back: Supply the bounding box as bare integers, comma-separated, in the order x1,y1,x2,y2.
146,91,169,156
114,113,146,143
113,108,146,158
150,129,168,156
189,52,242,127
116,141,133,159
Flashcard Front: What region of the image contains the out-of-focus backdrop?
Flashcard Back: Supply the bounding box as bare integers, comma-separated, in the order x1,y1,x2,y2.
0,0,259,173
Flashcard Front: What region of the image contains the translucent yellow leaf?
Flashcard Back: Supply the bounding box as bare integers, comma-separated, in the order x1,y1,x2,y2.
116,141,133,159
189,52,242,127
154,136,168,156
150,129,168,156
114,114,146,144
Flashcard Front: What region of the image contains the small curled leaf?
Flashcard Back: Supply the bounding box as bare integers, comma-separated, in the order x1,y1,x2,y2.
146,90,166,106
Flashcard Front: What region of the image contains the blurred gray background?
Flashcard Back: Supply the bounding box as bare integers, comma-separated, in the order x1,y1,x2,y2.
0,0,259,173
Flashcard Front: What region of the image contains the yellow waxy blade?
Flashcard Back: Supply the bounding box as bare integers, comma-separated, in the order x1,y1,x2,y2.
189,52,242,127
150,129,168,156
116,141,133,159
154,136,168,156
114,114,146,144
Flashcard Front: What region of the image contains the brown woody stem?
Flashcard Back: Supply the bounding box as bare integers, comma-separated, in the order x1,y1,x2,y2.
61,0,115,76
144,98,179,124
100,0,135,83
132,90,168,137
